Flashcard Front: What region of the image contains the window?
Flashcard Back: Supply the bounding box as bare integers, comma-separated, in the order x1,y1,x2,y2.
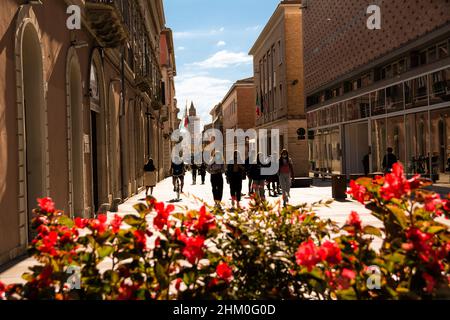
428,45,437,63
386,83,404,113
429,67,450,104
405,75,429,109
438,41,448,59
419,49,427,66
278,40,282,64
371,89,386,116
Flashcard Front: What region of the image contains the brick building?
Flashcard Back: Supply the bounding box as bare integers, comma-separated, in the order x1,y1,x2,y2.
222,77,256,153
0,0,177,267
303,1,450,183
249,0,308,176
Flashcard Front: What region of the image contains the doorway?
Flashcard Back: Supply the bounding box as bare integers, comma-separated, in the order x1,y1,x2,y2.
22,24,46,238
344,122,369,175
91,110,100,212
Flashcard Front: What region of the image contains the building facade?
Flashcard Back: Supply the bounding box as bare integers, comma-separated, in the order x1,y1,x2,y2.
160,28,179,177
0,0,176,267
303,1,450,184
222,77,256,152
249,0,308,176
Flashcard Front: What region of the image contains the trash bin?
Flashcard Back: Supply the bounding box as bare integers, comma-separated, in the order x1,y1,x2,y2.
332,174,347,200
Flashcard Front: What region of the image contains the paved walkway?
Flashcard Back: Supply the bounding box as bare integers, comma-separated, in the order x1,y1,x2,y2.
0,173,378,285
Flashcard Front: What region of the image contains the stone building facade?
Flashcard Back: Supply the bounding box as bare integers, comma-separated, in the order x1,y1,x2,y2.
221,77,256,155
249,0,308,176
303,0,450,181
0,0,177,267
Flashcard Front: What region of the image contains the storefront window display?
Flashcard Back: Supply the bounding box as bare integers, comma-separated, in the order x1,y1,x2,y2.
430,108,450,183
405,112,429,175
429,67,450,105
371,118,386,172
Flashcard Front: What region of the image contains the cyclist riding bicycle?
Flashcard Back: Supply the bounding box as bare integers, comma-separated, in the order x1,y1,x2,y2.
171,160,185,194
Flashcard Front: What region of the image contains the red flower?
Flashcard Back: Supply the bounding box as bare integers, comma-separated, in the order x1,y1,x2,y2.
0,281,5,300
37,197,55,213
380,163,411,201
347,180,369,204
179,234,205,264
424,194,442,212
443,199,450,212
175,278,183,291
422,273,436,294
75,217,88,229
111,215,123,234
187,206,216,234
90,215,108,235
38,231,59,256
320,241,342,265
346,211,362,233
133,230,147,251
216,262,233,283
118,282,141,300
406,228,433,254
295,239,323,271
348,240,359,252
341,268,356,280
153,202,174,230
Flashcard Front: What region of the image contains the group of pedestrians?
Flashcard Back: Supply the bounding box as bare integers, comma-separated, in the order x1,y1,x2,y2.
142,149,295,209
206,149,295,209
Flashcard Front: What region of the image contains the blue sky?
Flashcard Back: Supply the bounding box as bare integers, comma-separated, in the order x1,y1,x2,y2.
164,0,280,125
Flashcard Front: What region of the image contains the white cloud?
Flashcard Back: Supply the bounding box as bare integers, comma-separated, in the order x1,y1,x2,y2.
177,46,186,51
246,25,261,31
174,27,225,39
189,50,252,69
175,74,232,125
216,41,226,47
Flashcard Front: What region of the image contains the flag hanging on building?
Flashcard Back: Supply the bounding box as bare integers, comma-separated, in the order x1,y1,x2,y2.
260,90,265,114
256,93,261,116
184,115,189,128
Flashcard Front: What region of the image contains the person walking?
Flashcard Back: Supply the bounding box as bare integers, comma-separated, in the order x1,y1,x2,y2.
199,161,207,185
245,150,256,196
278,149,295,207
144,158,157,196
382,147,398,173
191,163,198,185
249,153,266,202
226,151,246,209
208,151,225,208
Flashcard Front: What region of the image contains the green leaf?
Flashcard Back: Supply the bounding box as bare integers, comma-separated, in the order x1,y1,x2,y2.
155,263,169,288
97,245,114,259
133,203,149,215
363,226,382,237
387,205,408,229
336,288,357,300
123,214,143,227
58,215,74,228
426,226,447,234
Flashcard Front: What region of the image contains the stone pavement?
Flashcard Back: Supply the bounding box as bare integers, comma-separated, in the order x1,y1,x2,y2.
0,172,379,285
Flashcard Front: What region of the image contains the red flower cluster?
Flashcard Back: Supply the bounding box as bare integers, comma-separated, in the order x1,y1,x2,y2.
380,163,419,201
38,197,55,213
118,282,142,300
133,230,147,251
346,211,363,234
111,214,123,234
185,206,216,235
325,268,356,291
424,193,443,214
90,214,108,235
153,202,175,230
179,234,205,264
406,227,448,266
321,241,343,265
295,239,342,271
347,180,369,204
216,262,233,283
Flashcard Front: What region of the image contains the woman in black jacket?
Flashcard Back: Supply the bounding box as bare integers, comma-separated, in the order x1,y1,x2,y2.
226,151,246,209
144,158,156,196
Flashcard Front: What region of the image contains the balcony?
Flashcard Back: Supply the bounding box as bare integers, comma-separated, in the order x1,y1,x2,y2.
85,0,129,48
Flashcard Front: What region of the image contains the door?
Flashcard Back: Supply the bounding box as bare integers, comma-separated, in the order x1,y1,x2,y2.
344,122,369,175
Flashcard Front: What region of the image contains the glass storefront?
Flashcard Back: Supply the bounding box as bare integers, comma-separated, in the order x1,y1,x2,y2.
309,126,342,175
307,67,450,185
